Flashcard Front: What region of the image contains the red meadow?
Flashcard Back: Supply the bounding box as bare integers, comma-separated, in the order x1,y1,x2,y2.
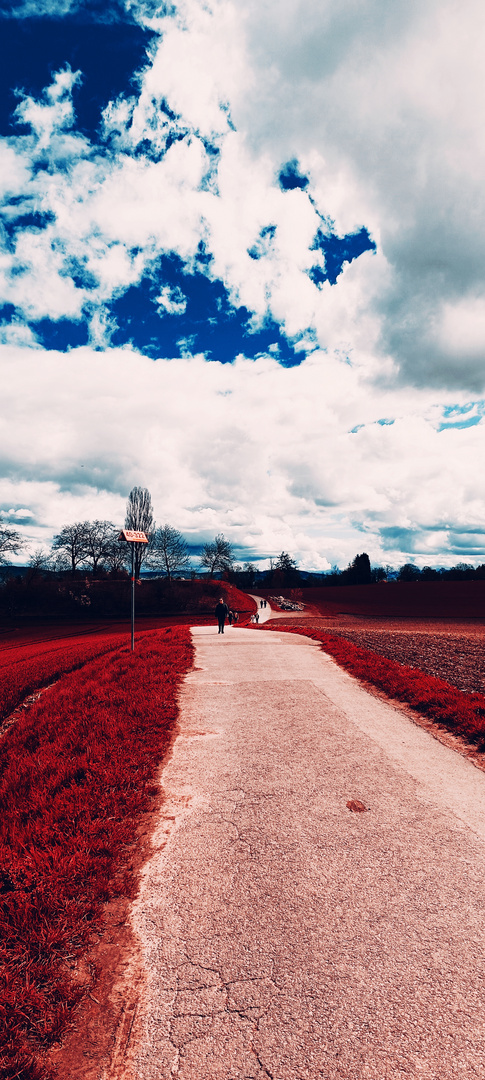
0,627,193,1080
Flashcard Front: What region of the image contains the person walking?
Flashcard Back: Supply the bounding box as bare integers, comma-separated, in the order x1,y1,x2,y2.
215,597,229,634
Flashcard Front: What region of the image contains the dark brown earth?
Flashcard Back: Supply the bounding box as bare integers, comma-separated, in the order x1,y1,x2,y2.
274,617,485,695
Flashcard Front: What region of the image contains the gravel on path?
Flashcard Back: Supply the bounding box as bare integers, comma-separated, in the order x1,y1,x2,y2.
106,625,485,1080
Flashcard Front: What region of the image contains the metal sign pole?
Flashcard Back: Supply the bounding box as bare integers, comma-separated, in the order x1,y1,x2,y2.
131,541,135,652
118,530,148,653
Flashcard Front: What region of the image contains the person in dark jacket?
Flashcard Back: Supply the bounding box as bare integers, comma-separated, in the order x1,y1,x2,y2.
215,597,229,633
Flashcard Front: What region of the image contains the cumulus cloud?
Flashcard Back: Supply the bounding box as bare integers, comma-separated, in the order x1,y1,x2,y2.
1,0,485,567
1,340,483,567
235,0,485,389
0,7,382,357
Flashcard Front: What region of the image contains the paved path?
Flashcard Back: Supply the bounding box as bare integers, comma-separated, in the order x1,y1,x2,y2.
111,624,485,1080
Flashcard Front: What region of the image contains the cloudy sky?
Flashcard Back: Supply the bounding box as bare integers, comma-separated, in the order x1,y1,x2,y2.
1,0,484,570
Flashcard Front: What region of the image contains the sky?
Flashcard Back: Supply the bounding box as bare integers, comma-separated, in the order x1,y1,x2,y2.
1,0,484,571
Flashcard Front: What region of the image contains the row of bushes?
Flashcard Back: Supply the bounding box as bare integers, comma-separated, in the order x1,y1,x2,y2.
0,576,255,620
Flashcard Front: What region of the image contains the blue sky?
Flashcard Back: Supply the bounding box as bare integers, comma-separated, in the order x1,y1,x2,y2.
1,0,484,569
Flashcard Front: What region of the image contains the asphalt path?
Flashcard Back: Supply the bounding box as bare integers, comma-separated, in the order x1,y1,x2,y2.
108,615,485,1080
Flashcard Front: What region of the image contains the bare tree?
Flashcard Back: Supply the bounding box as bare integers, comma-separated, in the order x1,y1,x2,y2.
200,533,234,576
125,487,155,578
0,518,25,565
151,524,190,581
82,520,118,575
24,548,51,585
104,535,129,573
51,522,88,575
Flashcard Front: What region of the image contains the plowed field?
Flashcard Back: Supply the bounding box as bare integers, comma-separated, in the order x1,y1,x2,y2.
273,618,485,695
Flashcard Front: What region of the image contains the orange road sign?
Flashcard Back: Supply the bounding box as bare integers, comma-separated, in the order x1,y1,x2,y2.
118,530,148,543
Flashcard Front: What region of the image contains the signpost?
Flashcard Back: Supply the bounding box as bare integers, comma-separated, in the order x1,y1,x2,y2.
118,530,149,650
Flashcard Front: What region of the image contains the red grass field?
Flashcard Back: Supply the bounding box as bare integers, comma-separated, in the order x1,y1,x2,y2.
0,627,193,1080
0,583,255,732
0,626,132,729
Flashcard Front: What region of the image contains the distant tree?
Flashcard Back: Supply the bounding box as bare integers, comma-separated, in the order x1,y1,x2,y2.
370,566,387,582
25,548,51,585
398,563,421,582
350,552,372,584
274,552,300,586
0,517,25,565
28,548,50,571
420,565,440,581
230,561,257,589
151,524,190,581
104,535,129,574
125,487,155,578
82,520,118,575
51,522,88,575
243,561,257,586
200,534,234,576
445,563,476,581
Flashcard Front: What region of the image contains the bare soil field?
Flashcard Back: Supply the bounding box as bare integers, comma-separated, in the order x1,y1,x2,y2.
259,582,485,696
272,617,485,696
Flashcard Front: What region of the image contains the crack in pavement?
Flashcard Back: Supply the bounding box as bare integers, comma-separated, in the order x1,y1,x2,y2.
109,625,485,1079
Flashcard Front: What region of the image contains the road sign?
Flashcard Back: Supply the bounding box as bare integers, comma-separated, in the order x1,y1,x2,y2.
118,530,148,650
118,530,148,543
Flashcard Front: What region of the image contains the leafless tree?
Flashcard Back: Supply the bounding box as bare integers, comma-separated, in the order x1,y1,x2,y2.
0,518,25,565
151,524,190,581
125,487,155,577
24,548,51,585
200,533,234,576
82,520,118,575
51,522,88,575
104,535,129,573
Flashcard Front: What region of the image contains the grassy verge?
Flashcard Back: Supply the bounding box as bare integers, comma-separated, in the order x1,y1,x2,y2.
263,623,485,749
0,632,131,726
0,627,193,1080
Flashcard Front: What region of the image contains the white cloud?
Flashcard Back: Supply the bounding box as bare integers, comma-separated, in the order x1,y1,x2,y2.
437,297,485,358
14,67,82,147
1,0,485,567
155,285,187,315
1,341,483,566
0,8,379,351
234,0,485,387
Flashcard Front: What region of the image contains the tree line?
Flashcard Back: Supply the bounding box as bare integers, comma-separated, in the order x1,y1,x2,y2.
0,488,242,582
321,552,485,586
1,489,484,585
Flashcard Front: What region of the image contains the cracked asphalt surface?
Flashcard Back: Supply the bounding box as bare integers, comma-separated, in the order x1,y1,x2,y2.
111,620,485,1079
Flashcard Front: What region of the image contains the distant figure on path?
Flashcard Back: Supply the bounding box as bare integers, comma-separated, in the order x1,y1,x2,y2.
228,610,233,625
215,598,229,634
